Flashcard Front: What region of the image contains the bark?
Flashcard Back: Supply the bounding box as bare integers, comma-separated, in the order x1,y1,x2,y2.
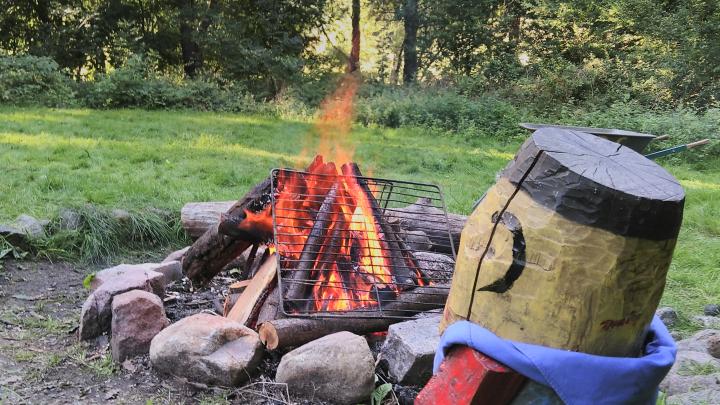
402,0,419,84
347,0,361,73
284,185,338,304
258,285,449,350
182,178,271,286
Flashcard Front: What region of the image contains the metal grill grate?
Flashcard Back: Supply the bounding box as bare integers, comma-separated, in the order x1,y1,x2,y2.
270,168,456,319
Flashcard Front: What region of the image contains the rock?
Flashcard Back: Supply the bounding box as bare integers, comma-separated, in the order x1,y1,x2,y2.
13,214,47,238
275,331,375,404
79,268,165,340
656,307,678,327
708,335,720,359
152,261,183,285
693,315,720,329
660,372,720,396
380,315,442,385
0,224,29,250
676,329,720,357
669,350,720,376
111,209,131,222
162,246,190,263
666,388,720,405
90,263,173,290
58,208,81,230
149,313,262,386
111,290,169,362
704,304,720,316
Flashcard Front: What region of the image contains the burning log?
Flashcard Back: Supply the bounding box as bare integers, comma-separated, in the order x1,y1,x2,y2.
284,184,339,305
180,199,467,255
182,178,272,286
341,163,418,288
259,285,449,350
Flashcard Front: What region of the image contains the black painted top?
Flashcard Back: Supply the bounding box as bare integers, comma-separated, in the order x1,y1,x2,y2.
503,128,685,240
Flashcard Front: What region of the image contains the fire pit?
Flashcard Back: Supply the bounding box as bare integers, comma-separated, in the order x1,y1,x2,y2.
270,156,456,319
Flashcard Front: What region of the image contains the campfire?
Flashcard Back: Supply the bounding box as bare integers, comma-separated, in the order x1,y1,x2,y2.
178,154,462,349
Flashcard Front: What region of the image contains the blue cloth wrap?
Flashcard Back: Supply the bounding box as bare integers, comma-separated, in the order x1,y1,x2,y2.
433,316,676,405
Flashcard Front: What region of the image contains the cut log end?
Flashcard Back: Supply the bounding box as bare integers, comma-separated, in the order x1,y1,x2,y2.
258,322,280,350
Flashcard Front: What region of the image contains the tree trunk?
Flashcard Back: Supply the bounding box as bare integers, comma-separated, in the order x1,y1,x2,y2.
347,0,361,73
402,0,419,84
179,0,202,78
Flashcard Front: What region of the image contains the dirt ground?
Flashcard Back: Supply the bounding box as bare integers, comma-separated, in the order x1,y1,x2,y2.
0,259,297,405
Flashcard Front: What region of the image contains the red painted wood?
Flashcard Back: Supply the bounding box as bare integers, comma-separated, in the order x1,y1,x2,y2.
415,346,527,405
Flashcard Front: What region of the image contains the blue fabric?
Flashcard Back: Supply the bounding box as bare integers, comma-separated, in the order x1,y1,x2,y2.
433,316,676,405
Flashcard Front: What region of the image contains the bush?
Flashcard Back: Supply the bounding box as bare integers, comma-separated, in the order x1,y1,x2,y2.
355,86,524,140
0,55,76,107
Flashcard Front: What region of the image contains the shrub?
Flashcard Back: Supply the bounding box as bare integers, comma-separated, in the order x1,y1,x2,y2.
0,55,76,107
355,86,524,140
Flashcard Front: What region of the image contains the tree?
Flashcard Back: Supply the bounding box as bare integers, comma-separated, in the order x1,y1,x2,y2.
347,0,361,72
402,0,418,83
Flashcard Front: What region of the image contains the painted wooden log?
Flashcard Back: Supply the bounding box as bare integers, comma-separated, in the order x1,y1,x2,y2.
415,346,527,405
442,128,685,357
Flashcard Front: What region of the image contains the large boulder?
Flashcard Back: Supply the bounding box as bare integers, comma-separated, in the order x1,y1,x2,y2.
79,267,164,340
666,388,720,405
380,315,441,385
675,329,720,356
111,290,169,362
275,331,375,404
149,313,262,387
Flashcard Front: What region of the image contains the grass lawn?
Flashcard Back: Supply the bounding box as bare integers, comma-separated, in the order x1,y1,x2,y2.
0,107,718,332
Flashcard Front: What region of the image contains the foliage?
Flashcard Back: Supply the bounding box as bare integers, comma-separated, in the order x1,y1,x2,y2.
355,86,523,140
38,205,187,264
0,55,75,107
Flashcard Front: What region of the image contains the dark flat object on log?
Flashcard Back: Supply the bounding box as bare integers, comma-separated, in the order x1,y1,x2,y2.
519,123,655,153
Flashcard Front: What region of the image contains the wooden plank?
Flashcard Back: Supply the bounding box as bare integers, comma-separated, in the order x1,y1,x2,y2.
226,254,278,324
415,346,526,405
229,279,251,293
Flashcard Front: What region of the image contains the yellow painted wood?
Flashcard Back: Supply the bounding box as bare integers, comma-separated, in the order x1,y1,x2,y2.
441,178,677,357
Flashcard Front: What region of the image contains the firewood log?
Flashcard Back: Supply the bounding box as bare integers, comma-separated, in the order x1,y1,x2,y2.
258,285,449,350
182,178,271,286
179,199,468,255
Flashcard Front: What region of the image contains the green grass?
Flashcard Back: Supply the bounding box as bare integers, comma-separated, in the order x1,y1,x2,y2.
0,107,718,330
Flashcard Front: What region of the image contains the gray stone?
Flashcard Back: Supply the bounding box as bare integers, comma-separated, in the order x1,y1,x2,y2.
660,372,720,396
380,315,441,385
693,315,720,329
149,313,262,387
162,246,190,263
276,331,375,404
151,261,183,285
111,209,131,222
0,224,29,250
111,290,169,362
79,268,164,340
669,350,720,377
676,329,720,354
656,307,678,327
58,208,81,230
90,263,173,290
704,304,720,316
13,214,47,238
666,388,720,405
